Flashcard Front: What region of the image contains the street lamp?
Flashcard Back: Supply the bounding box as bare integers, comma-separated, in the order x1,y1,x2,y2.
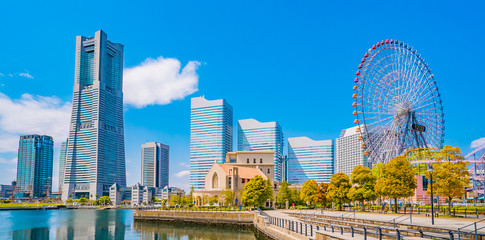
428,164,435,225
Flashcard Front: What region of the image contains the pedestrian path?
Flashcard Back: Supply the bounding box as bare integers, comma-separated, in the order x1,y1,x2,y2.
289,209,485,234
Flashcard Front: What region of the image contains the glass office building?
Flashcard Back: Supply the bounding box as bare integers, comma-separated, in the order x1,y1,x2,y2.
335,126,367,176
238,119,284,182
141,142,169,188
190,96,233,190
58,140,68,192
16,134,53,198
62,30,126,200
288,137,333,184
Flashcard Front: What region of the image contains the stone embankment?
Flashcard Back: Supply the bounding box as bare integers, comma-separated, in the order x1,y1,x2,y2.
134,210,309,239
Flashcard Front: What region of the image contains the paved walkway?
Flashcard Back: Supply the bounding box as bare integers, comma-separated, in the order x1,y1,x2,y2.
281,209,485,234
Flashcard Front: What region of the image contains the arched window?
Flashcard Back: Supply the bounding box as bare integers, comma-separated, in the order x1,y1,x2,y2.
253,158,256,163
212,173,219,189
267,169,270,174
247,158,249,163
260,158,263,163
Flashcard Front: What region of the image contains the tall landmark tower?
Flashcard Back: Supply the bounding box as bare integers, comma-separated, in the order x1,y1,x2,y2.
62,30,126,200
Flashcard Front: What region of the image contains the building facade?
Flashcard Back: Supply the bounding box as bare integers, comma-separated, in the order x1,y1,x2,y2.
287,137,334,184
190,96,233,190
0,184,14,199
16,134,54,198
335,126,367,176
141,142,169,188
58,140,68,192
62,30,126,200
238,119,284,182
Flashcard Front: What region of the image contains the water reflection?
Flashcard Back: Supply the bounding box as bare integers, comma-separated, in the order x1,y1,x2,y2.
133,221,258,240
0,209,259,240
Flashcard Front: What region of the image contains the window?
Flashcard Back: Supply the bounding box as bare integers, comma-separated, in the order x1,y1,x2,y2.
267,169,270,174
242,178,245,183
247,158,249,163
212,173,219,189
260,158,263,163
253,158,256,163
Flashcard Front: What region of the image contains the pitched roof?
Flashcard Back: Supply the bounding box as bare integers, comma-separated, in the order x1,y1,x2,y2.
216,163,268,180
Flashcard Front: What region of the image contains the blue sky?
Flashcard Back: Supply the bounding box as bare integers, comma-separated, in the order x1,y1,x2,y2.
0,1,484,190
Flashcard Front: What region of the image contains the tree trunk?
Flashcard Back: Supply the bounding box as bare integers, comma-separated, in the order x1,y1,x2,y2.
448,196,452,215
394,198,398,213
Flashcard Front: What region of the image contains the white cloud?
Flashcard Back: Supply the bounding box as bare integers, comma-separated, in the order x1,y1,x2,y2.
175,170,190,178
0,157,16,164
124,57,200,108
0,93,71,153
18,73,34,79
471,137,485,149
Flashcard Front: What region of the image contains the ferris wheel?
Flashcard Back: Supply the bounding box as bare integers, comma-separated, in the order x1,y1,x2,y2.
353,39,445,164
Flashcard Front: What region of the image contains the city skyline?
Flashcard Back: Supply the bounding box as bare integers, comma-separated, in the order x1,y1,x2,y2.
0,1,484,192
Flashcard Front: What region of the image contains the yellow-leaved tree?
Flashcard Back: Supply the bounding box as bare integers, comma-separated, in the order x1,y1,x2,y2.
300,180,319,206
327,172,351,211
375,156,417,213
348,165,377,211
426,145,469,215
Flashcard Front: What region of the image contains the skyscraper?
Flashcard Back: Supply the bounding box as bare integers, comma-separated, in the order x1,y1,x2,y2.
238,119,284,182
190,96,233,190
141,142,169,188
62,30,125,200
288,137,334,184
335,126,367,176
58,140,68,192
16,134,53,198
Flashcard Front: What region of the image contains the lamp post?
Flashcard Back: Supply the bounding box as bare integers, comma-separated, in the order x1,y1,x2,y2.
428,164,435,225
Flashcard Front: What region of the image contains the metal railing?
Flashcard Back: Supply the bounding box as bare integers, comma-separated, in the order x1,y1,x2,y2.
458,218,485,240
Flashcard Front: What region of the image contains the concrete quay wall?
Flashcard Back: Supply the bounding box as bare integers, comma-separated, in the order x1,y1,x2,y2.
134,210,254,226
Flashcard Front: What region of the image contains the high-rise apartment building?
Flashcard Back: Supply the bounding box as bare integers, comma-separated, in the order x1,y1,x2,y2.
58,140,68,192
335,126,367,176
141,142,169,188
238,119,284,182
16,134,53,198
288,137,334,184
62,30,125,200
190,96,233,190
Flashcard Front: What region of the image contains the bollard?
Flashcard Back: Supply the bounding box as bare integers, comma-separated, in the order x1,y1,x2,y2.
305,223,308,236
351,227,354,237
300,222,303,234
477,209,479,219
317,225,319,231
332,226,334,232
449,231,454,240
364,227,367,240
378,227,382,240
324,226,326,231
340,226,343,235
419,229,423,237
396,229,400,240
311,225,313,236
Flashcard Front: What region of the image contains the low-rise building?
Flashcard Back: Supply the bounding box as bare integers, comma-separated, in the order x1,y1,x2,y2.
109,183,153,206
156,186,185,201
0,184,13,199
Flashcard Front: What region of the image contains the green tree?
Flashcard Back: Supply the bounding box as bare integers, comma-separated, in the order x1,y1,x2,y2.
314,183,329,208
79,197,88,205
241,176,273,208
170,195,180,206
276,181,292,208
300,180,319,205
98,196,110,205
327,172,351,211
290,189,301,206
375,156,417,213
221,189,235,207
208,195,219,206
426,146,469,215
348,165,377,211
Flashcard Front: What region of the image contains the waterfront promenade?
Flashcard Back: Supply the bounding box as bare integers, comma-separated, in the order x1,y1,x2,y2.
135,209,485,239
